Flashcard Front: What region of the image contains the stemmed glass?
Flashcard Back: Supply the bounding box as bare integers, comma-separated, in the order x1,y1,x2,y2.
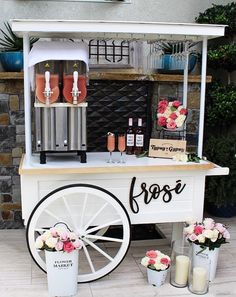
118,133,126,163
107,132,115,163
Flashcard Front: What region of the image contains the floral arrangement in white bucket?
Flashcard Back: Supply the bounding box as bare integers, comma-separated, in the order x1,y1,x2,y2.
141,249,171,271
184,218,230,251
35,225,82,253
157,99,187,130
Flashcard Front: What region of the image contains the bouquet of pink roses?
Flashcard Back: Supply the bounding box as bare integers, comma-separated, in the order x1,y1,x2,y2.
35,226,82,253
141,249,171,271
157,99,187,130
184,218,230,250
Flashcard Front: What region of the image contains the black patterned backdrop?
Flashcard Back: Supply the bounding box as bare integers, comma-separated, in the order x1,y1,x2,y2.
87,80,152,152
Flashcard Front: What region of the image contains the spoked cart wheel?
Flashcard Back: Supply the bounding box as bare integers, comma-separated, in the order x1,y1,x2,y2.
26,184,131,282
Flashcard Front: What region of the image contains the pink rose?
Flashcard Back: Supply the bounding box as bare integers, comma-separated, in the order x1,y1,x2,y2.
180,108,187,115
63,241,75,253
172,100,181,108
160,257,170,266
158,100,168,109
169,113,177,120
73,239,82,249
55,241,63,251
166,119,177,129
188,233,197,242
146,250,158,258
157,116,167,127
59,231,68,242
194,225,204,235
50,227,58,237
203,218,215,230
158,105,167,114
223,229,230,240
215,223,226,234
148,259,156,265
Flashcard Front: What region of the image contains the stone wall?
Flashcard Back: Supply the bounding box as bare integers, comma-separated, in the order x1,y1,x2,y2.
0,79,24,228
0,78,200,229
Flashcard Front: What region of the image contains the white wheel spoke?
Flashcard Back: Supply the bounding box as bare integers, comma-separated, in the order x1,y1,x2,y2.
27,185,130,282
83,202,108,232
82,238,113,262
35,228,50,232
81,241,95,273
86,234,123,243
84,219,121,235
44,209,73,230
79,194,88,229
62,196,77,231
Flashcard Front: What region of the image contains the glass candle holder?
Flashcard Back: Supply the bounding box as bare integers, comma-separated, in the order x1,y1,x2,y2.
170,239,190,288
188,248,210,295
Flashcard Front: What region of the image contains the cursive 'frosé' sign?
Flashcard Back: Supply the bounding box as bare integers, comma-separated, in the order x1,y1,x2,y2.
149,138,186,158
129,176,186,213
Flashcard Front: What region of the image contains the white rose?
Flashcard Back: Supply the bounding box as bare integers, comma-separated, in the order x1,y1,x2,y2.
211,229,219,242
141,257,149,267
197,234,206,243
69,232,78,241
154,262,162,271
35,236,44,249
175,115,186,127
180,154,188,162
184,225,194,235
203,229,214,239
45,237,58,249
203,218,215,230
42,230,52,241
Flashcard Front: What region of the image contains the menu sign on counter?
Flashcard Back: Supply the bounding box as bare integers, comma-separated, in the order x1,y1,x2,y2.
149,139,186,159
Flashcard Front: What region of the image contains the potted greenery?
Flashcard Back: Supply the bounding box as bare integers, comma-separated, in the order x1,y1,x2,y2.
158,42,198,74
0,22,38,72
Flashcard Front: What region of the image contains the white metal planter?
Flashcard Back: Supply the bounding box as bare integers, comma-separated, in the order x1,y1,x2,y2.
45,249,78,296
192,244,219,282
146,267,168,287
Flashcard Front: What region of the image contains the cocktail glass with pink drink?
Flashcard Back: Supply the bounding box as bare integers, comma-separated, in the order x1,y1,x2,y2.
107,132,115,163
118,133,126,163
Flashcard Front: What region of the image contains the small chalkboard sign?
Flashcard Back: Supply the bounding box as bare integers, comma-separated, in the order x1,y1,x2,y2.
149,139,186,158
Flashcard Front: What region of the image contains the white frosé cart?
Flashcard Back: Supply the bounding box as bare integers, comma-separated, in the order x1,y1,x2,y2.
13,19,228,283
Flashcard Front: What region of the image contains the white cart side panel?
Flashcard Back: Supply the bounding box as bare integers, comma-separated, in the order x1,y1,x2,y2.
21,170,206,226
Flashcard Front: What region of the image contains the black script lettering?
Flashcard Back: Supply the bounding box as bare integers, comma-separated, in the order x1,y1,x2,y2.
147,184,161,203
129,177,148,213
175,180,186,194
129,177,187,213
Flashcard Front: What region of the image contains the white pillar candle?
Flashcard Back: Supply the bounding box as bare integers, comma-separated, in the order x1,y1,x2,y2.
192,267,207,292
175,255,190,286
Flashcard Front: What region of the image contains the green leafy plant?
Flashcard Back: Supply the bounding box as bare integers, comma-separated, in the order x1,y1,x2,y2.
207,43,236,73
205,82,236,130
195,2,236,36
160,41,198,56
0,22,38,51
204,136,236,207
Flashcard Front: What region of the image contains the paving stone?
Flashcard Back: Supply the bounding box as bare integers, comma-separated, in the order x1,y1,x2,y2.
16,125,25,135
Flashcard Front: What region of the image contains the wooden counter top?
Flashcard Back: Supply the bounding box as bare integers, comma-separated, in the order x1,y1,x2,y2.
19,152,215,175
0,71,212,83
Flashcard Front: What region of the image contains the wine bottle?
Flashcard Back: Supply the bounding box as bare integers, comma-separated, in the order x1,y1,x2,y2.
126,118,134,155
134,118,144,155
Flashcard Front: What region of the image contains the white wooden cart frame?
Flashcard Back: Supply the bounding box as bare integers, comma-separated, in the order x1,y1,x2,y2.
12,19,228,282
